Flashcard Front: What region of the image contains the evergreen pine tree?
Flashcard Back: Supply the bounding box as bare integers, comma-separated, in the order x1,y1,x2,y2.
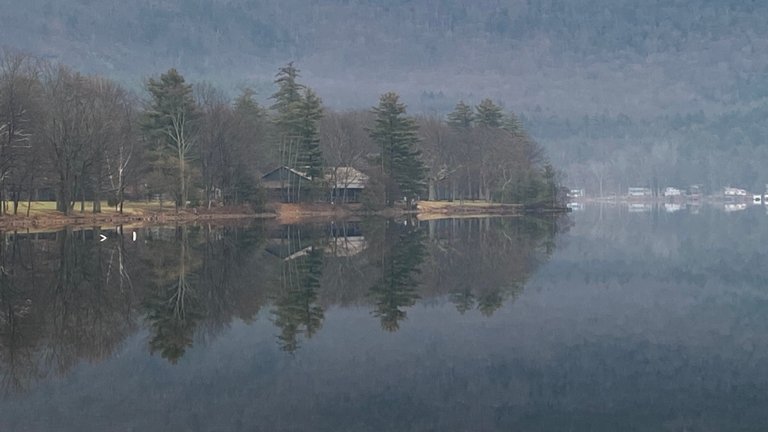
447,100,474,128
269,63,324,193
475,98,504,128
295,88,323,179
370,92,426,205
502,112,525,135
270,62,304,123
270,62,306,168
227,88,266,204
143,68,198,209
234,88,265,120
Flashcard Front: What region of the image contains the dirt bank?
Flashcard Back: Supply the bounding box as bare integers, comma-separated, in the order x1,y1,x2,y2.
0,206,274,231
0,200,564,231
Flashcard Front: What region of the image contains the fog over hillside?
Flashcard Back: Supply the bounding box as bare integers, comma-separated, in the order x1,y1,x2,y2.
4,0,768,192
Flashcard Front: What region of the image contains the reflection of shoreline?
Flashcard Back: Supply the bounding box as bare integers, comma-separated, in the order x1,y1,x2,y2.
0,215,564,392
566,201,768,214
724,203,747,212
0,201,568,232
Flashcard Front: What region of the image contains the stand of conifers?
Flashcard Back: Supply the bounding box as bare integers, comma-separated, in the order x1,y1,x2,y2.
0,50,564,218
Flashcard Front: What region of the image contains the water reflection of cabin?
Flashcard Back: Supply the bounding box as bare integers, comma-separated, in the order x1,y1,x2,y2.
264,222,366,260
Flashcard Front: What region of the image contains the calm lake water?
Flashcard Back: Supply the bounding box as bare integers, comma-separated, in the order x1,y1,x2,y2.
1,204,768,431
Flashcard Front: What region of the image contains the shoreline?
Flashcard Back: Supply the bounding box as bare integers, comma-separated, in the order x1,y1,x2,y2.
0,201,568,231
0,210,275,231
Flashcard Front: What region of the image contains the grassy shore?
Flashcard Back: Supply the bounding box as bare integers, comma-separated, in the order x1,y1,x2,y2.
0,200,270,230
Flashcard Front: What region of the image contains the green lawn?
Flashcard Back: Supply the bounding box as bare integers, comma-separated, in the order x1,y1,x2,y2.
9,201,168,216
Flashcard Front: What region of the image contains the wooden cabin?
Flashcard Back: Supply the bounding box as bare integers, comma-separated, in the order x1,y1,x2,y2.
261,166,313,202
261,166,368,203
325,167,368,203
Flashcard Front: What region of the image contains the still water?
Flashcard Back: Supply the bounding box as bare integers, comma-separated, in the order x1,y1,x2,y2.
1,205,768,431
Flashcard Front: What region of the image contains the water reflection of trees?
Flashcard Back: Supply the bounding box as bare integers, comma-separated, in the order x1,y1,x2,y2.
367,219,425,331
142,227,203,363
0,215,563,390
422,217,562,316
0,229,139,392
272,243,325,352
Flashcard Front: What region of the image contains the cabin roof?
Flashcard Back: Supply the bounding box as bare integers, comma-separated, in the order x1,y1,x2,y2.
261,166,311,181
325,167,368,189
261,166,369,189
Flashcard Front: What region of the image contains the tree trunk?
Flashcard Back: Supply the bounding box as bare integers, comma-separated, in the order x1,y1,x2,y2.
467,175,472,201
57,178,71,215
428,180,436,201
12,189,19,215
118,186,124,214
179,157,186,209
93,193,101,213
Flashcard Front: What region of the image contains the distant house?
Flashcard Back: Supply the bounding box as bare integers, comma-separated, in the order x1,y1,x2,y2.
688,184,703,199
628,187,652,197
663,187,682,197
325,167,368,203
724,187,747,197
568,188,585,199
261,166,312,202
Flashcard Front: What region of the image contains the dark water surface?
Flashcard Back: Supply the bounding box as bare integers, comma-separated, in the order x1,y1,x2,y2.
1,205,768,431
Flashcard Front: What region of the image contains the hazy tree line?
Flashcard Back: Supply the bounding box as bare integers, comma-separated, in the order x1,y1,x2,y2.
0,50,269,215
523,108,768,196
0,50,559,214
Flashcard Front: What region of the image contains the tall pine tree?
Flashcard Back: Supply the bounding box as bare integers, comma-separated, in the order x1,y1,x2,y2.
475,98,503,128
295,88,323,179
270,62,305,169
269,63,323,189
502,112,525,135
143,68,198,209
447,100,474,128
370,92,426,205
270,62,303,123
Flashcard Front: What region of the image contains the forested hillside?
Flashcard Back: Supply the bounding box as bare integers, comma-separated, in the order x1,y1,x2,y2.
4,0,767,112
3,0,768,192
524,105,768,194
